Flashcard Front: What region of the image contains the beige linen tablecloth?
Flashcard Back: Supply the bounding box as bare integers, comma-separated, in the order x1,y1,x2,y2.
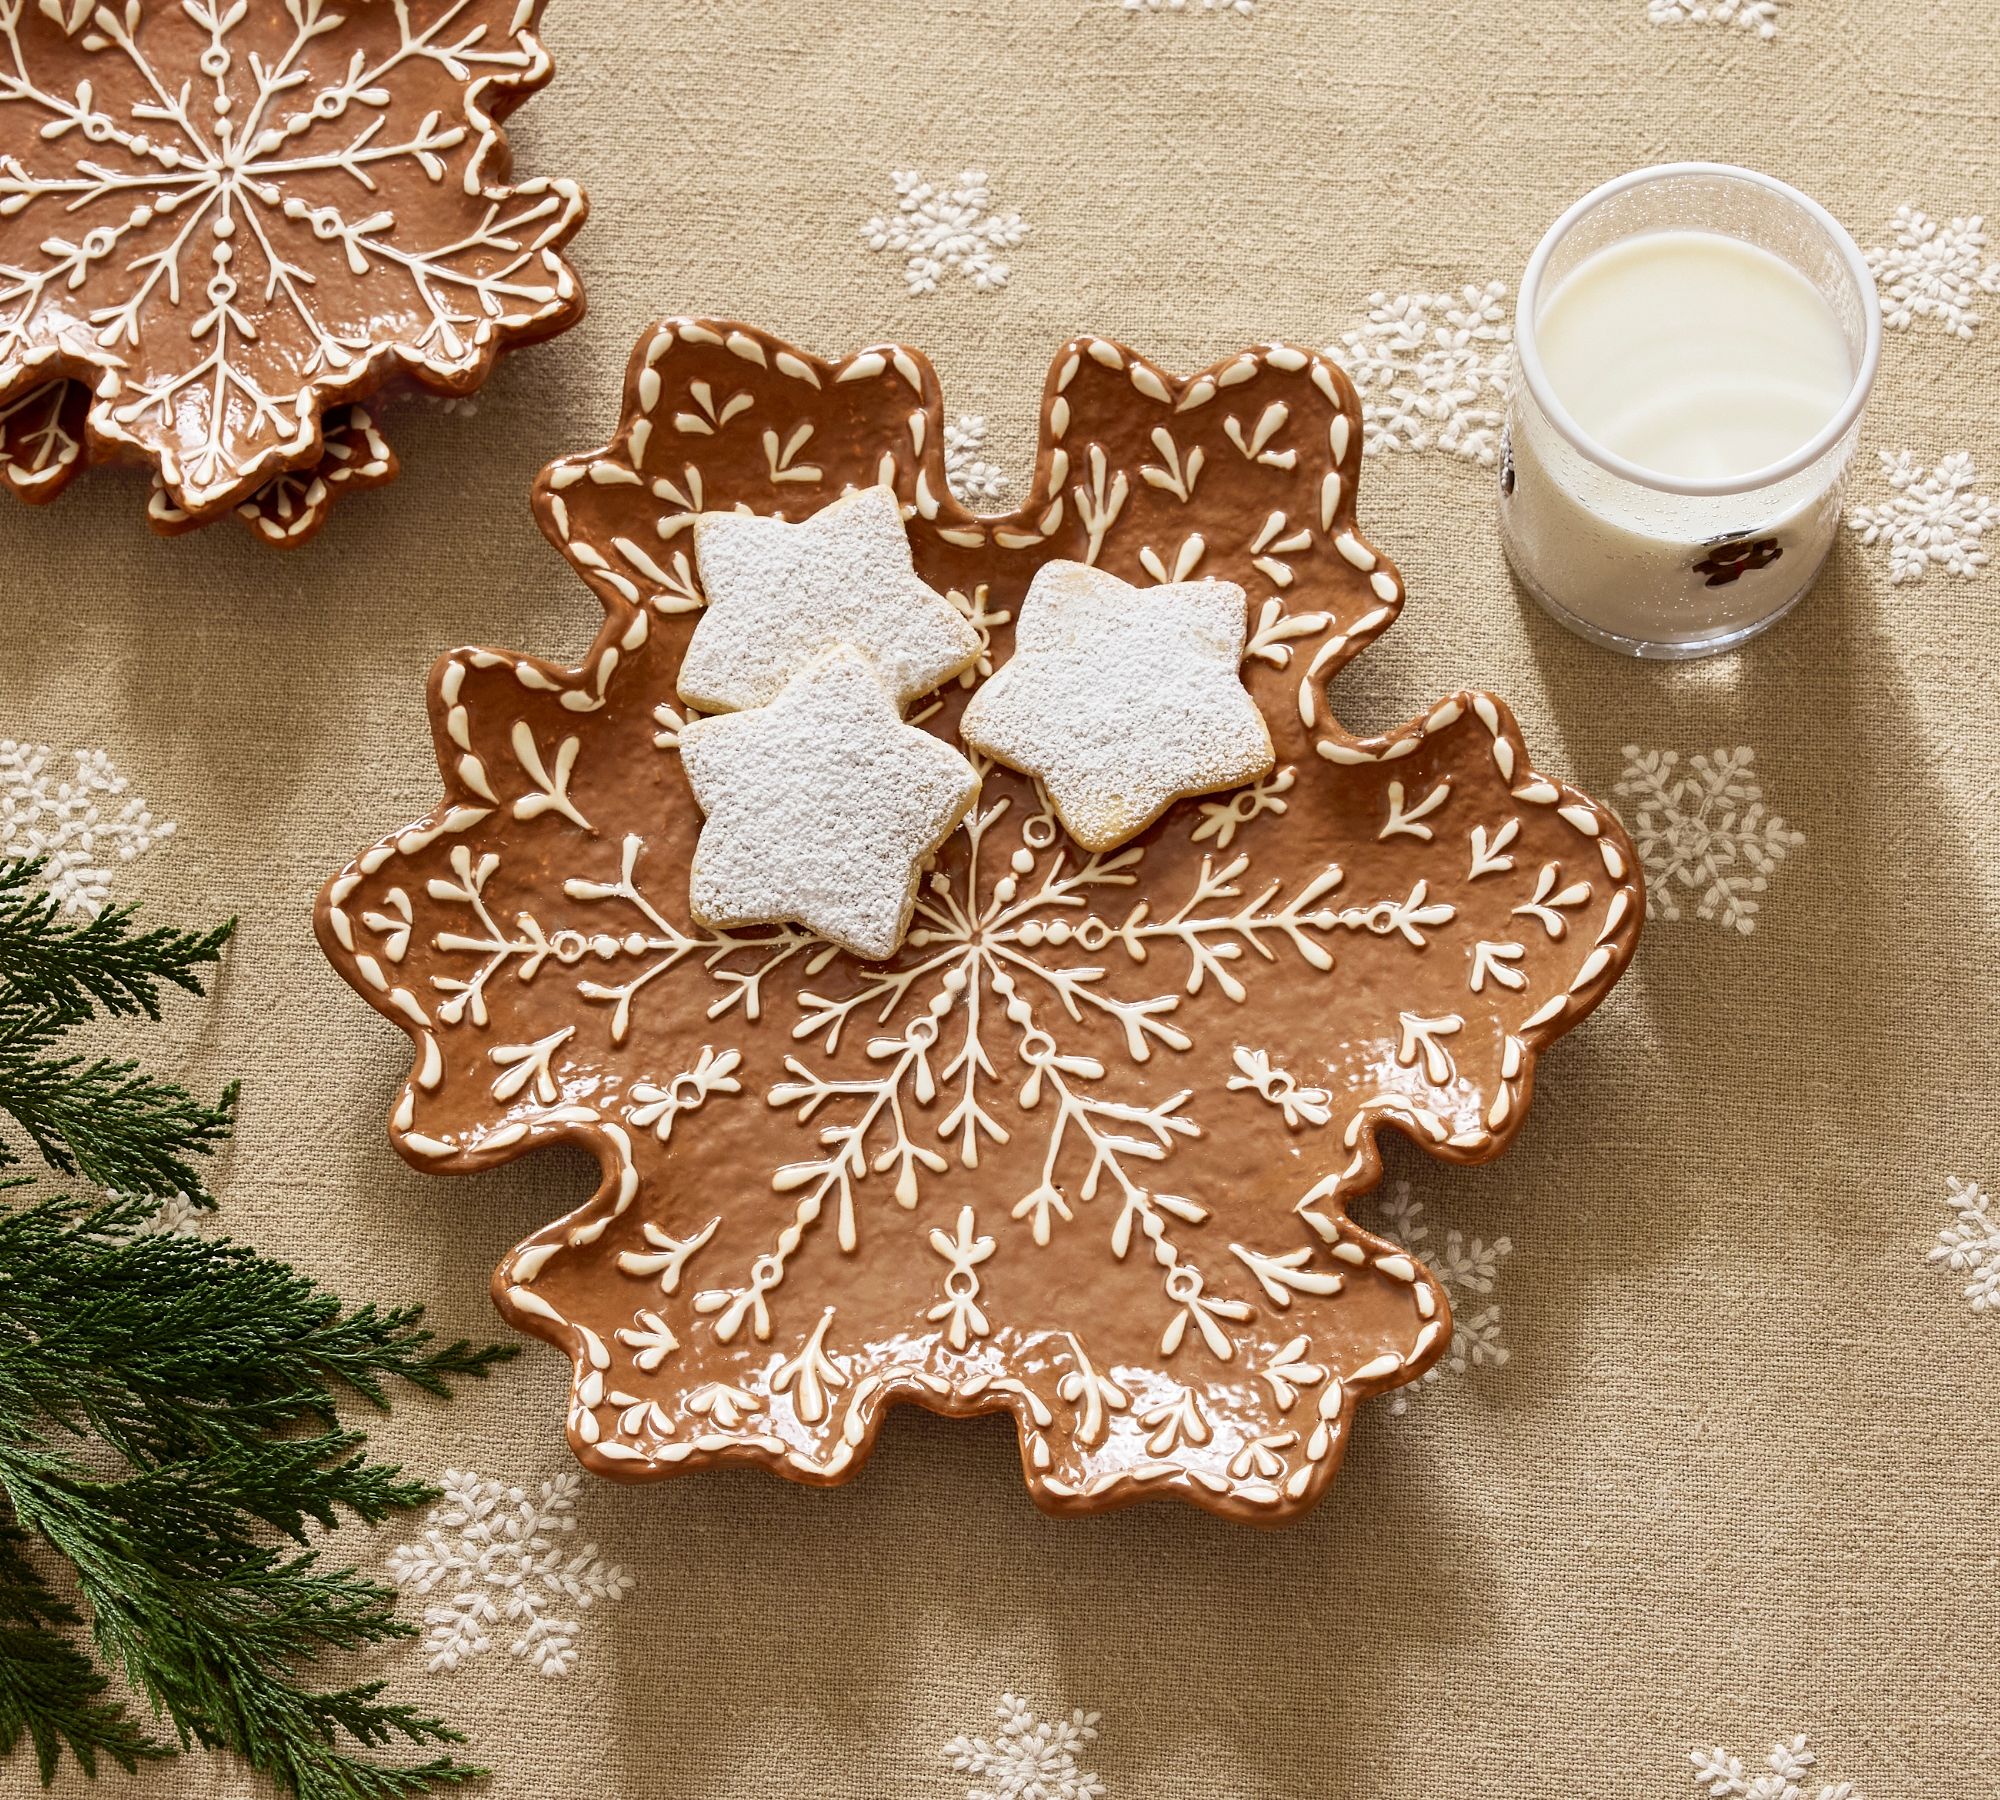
10,1,1999,1795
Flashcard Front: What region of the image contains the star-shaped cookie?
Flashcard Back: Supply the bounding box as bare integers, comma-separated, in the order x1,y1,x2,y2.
959,561,1274,853
681,485,982,713
679,645,981,959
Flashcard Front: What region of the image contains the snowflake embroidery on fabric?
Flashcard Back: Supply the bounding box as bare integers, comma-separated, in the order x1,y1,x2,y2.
1847,449,1995,585
1330,282,1511,466
1367,1181,1510,1413
0,741,174,917
1614,746,1802,935
1691,1735,1861,1800
943,1694,1106,1800
384,1468,634,1677
117,1191,207,1238
1928,1176,2000,1317
944,413,1008,506
861,170,1028,296
1863,207,2000,339
1646,0,1780,39
1123,0,1256,14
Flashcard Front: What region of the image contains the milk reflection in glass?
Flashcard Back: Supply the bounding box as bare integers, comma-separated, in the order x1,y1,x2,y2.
1503,222,1864,654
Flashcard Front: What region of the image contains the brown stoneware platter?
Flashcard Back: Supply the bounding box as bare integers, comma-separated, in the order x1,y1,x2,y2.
0,0,585,544
316,319,1644,1524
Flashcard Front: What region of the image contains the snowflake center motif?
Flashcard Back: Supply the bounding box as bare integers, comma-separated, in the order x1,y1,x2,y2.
1663,811,1717,863
385,1467,633,1678
1615,745,1802,935
0,0,585,516
318,320,1643,1523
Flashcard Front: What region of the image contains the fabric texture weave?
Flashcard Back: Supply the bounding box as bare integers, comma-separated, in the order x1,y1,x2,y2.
11,1,1998,1794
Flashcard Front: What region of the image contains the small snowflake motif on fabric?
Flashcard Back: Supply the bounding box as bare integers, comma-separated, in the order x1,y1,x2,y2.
944,414,1009,506
943,1694,1106,1800
1646,0,1781,39
1123,0,1256,15
1691,1735,1861,1800
1928,1176,2000,1317
0,742,175,917
1330,282,1511,466
1366,1181,1510,1414
115,1192,207,1239
861,170,1029,296
385,1468,634,1677
1863,207,2000,339
1847,449,1995,584
1614,747,1803,936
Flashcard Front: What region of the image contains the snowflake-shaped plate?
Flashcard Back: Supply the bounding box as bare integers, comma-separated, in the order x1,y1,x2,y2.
0,0,585,540
316,320,1645,1525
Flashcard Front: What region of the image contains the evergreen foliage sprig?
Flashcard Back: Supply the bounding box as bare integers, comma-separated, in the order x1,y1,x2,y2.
0,857,515,1797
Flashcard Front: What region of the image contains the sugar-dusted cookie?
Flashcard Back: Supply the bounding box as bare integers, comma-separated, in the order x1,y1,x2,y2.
681,485,982,713
679,644,980,959
959,560,1274,852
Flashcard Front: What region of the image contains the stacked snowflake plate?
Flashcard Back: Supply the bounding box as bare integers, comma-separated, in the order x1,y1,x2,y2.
0,0,585,545
317,320,1644,1524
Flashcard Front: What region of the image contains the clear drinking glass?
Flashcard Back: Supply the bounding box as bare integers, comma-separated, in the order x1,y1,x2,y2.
1499,163,1881,659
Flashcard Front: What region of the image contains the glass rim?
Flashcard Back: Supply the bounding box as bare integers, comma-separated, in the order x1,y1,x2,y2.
1513,161,1883,499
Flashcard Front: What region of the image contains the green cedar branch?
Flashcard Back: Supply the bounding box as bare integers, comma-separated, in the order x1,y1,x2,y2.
0,859,231,1024
0,858,514,1795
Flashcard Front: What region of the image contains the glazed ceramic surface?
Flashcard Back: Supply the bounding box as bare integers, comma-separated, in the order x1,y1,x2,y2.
0,0,585,542
316,321,1643,1524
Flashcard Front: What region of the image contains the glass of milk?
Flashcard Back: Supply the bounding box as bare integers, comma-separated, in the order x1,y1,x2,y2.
1500,163,1881,658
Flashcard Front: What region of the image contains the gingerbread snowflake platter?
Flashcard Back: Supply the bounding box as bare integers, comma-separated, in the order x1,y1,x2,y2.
0,0,585,545
316,319,1645,1525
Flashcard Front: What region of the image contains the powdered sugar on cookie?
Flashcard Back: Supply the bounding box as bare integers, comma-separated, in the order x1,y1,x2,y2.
958,561,1273,852
679,645,980,959
681,485,981,713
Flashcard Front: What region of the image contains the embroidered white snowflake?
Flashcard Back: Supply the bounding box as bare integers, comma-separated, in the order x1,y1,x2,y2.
385,1468,634,1677
116,1191,207,1238
1613,746,1803,935
944,414,1008,506
943,1694,1106,1800
1365,1181,1510,1414
1123,0,1256,14
1863,207,2000,339
1646,0,1780,39
0,742,175,917
1928,1176,2000,1317
1847,449,1995,584
861,170,1029,296
1329,282,1511,466
1691,1735,1860,1800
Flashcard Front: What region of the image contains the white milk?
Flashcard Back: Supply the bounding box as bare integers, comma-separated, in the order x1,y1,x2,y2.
1501,229,1860,655
1536,231,1851,482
